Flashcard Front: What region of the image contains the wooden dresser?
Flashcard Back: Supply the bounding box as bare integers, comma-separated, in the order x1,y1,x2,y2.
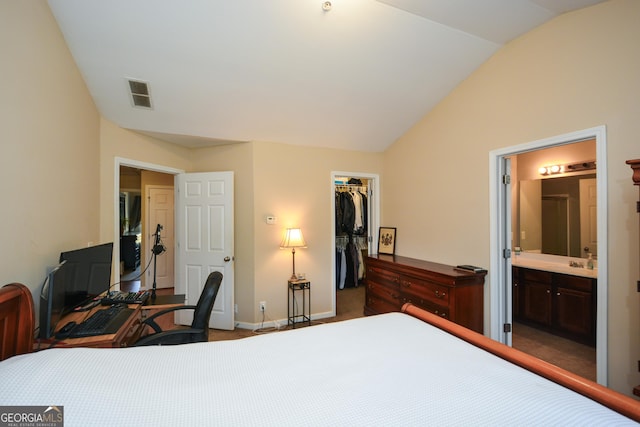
364,254,486,333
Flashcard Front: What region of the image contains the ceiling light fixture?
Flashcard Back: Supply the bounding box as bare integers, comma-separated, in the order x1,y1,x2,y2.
322,1,332,11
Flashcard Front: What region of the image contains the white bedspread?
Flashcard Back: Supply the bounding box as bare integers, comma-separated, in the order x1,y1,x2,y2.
0,313,635,426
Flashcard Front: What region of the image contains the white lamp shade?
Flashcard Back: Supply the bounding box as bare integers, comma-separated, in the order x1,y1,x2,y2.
280,228,307,248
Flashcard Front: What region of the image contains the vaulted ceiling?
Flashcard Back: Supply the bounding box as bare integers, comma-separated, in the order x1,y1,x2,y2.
47,0,605,152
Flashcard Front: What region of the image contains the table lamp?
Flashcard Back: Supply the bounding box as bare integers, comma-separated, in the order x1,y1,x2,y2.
280,228,307,280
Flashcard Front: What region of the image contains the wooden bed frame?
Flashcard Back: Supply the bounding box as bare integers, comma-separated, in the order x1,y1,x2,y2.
1,283,638,421
0,283,34,361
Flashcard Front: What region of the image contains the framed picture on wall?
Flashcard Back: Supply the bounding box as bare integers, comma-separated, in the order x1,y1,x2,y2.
378,227,396,255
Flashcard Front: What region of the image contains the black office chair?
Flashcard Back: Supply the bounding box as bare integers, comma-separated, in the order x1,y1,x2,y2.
134,271,222,346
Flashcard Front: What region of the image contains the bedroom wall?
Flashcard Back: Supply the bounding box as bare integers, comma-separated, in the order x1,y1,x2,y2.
188,142,256,324
190,141,383,323
250,142,383,322
0,1,100,302
98,119,192,245
383,0,640,395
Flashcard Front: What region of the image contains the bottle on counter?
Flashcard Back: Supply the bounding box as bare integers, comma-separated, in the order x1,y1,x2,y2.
587,253,594,270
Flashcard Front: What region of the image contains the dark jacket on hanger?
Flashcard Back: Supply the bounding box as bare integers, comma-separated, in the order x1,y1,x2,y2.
339,192,356,234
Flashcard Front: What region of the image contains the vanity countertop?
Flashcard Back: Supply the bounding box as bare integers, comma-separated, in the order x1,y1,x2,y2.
512,254,597,279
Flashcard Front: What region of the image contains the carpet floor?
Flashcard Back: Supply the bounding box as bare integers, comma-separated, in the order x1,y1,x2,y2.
209,285,365,341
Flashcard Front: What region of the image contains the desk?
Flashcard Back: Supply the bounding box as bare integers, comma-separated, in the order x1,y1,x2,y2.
35,304,144,349
144,293,186,310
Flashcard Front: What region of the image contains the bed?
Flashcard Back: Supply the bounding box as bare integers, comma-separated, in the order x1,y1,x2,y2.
1,283,639,426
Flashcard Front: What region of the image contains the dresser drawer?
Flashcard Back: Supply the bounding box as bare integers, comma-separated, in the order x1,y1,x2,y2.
420,302,449,320
400,294,449,319
367,266,400,286
399,277,449,307
366,293,400,314
366,280,400,307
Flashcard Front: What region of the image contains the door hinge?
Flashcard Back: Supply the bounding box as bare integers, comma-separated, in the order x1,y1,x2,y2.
637,280,640,292
503,248,511,259
504,323,512,333
502,174,511,185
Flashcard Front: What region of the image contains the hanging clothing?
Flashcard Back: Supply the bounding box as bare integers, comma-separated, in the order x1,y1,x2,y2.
352,191,363,233
339,191,356,234
335,181,369,289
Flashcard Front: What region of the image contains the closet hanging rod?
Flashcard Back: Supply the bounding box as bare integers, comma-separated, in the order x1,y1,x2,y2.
336,184,367,192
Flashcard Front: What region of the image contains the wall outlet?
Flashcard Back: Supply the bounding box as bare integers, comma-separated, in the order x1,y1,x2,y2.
259,301,266,312
234,304,238,314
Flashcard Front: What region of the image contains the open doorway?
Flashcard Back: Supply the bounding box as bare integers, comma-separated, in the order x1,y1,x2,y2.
119,167,142,285
510,139,597,381
331,171,380,320
118,166,175,292
113,158,183,290
489,126,608,385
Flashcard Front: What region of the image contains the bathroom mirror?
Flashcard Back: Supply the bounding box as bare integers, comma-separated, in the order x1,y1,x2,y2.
518,173,596,258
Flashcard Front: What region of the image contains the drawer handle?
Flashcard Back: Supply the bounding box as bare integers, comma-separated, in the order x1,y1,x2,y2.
435,290,446,298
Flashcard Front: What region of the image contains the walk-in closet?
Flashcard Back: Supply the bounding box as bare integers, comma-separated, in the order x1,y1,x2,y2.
334,176,372,315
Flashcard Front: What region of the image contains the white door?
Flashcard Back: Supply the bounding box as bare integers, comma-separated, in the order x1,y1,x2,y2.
579,178,597,258
146,186,174,289
175,171,234,330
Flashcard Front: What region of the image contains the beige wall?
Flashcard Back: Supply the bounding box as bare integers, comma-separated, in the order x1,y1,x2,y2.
250,142,382,321
189,142,256,323
0,1,100,300
190,141,383,322
98,118,192,247
384,0,640,394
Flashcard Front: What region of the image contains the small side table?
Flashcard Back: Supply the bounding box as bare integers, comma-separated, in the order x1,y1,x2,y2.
287,279,311,328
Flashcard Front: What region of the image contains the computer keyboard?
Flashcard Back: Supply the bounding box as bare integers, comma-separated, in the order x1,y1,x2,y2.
68,305,134,338
101,290,150,305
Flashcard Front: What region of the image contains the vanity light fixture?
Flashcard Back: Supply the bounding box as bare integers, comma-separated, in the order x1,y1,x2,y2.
539,160,595,176
538,164,563,176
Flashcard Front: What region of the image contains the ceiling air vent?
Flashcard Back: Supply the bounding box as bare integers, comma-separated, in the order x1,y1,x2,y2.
127,79,152,109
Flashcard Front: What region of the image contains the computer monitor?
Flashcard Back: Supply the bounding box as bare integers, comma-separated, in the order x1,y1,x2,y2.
38,261,69,339
38,243,114,339
59,242,114,308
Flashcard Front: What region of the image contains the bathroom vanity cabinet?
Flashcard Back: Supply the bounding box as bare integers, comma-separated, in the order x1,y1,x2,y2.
513,266,596,346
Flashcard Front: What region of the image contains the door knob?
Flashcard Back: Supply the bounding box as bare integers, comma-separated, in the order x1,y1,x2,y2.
224,256,231,262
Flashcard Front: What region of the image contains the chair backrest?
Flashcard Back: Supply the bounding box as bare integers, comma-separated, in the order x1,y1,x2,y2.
191,271,222,330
